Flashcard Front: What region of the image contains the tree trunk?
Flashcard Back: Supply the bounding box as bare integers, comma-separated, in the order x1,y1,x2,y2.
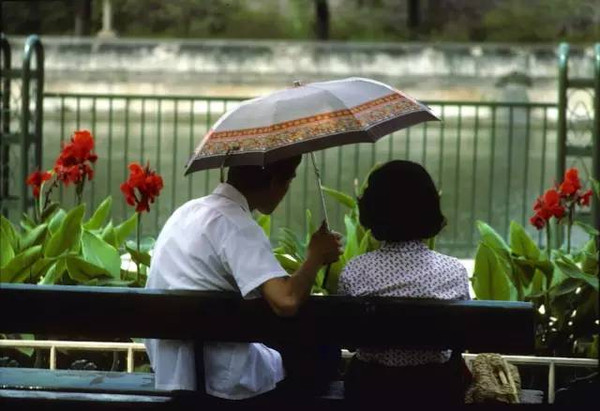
314,0,330,40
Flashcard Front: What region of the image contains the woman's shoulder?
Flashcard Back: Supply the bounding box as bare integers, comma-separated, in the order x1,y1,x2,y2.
429,250,468,273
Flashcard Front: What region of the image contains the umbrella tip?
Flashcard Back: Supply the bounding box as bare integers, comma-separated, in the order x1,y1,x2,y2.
293,80,303,87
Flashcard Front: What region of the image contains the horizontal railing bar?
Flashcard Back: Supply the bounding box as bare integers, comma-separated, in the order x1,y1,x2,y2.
568,78,594,89
0,340,146,351
2,340,596,367
42,92,558,108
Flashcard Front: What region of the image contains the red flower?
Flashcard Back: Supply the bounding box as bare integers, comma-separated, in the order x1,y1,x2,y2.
559,168,582,197
26,169,52,198
54,130,97,186
578,189,593,207
120,162,163,213
529,214,546,230
530,188,566,230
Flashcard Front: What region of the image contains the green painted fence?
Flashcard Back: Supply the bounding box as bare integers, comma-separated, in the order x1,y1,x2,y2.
41,93,559,257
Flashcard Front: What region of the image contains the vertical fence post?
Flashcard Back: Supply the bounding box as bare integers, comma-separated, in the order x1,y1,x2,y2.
556,43,569,249
593,44,600,247
0,35,11,217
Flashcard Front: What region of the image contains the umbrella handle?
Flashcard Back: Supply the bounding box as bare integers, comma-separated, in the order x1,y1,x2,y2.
309,152,333,291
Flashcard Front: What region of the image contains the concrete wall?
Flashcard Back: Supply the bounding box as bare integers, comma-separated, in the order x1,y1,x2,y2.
8,36,596,101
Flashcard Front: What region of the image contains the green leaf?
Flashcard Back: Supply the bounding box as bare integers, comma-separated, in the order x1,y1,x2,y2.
555,257,599,291
0,245,42,283
358,230,372,254
101,222,117,247
65,256,112,282
20,224,48,250
39,258,67,285
114,213,138,247
20,213,36,231
1,215,19,251
573,220,600,236
472,244,511,300
580,238,598,276
509,221,540,260
30,258,57,281
343,214,360,262
527,269,546,297
44,204,85,258
125,245,152,267
0,333,35,357
305,209,317,245
513,258,553,287
83,196,113,230
274,253,300,274
255,213,271,238
40,202,60,222
0,223,15,267
548,278,586,298
321,186,356,210
48,209,67,234
477,220,511,260
81,230,122,279
591,177,600,200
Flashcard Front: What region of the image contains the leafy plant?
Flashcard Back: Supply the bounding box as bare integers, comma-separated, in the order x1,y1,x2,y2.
472,169,599,357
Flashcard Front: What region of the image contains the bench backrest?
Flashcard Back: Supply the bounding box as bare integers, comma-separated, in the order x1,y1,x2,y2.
0,284,535,353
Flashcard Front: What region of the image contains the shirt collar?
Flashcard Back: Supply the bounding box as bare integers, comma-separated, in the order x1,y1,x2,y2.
212,183,250,213
381,240,428,252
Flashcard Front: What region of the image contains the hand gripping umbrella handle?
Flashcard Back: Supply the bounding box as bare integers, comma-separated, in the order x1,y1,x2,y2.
309,152,332,290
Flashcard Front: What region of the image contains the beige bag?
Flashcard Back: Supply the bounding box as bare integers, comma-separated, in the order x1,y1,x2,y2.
465,353,521,404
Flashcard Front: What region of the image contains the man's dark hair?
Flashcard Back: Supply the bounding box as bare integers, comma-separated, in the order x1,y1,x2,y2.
227,155,302,191
358,160,445,242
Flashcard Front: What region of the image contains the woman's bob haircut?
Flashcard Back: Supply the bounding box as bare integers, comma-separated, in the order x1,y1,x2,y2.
358,160,445,242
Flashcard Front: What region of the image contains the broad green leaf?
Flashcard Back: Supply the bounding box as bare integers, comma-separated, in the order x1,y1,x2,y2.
549,278,585,298
274,253,300,274
527,269,546,297
555,257,599,291
0,224,15,267
83,196,113,230
472,244,511,300
1,215,19,251
65,256,112,282
81,230,122,279
0,245,42,283
45,204,85,258
20,213,36,231
343,214,360,262
48,208,67,234
255,213,271,238
0,333,35,357
125,245,152,267
114,213,138,247
324,257,346,294
40,202,60,222
39,258,67,285
581,238,598,276
20,224,48,250
476,221,511,260
358,230,372,254
30,257,56,281
591,177,600,200
513,258,553,287
321,186,356,210
126,238,155,254
305,209,317,245
573,221,600,236
101,222,117,247
509,221,540,260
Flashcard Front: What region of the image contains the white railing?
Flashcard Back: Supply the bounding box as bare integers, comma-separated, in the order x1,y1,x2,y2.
1,340,597,403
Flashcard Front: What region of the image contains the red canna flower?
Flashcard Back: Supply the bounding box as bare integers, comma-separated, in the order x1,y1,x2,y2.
120,162,163,213
578,189,593,207
26,169,52,199
559,168,581,197
54,130,97,186
530,188,566,230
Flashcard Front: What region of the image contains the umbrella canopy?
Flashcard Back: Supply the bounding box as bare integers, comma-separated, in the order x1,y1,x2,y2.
184,77,439,175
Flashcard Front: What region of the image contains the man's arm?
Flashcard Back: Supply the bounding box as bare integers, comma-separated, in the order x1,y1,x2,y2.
261,223,342,317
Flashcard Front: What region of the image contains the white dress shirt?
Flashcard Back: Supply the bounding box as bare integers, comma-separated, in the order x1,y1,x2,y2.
145,183,288,399
338,240,470,366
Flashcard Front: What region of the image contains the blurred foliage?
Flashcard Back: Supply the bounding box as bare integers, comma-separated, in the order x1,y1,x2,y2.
2,0,599,42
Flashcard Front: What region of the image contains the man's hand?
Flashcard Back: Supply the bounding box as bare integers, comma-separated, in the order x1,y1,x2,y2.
306,221,343,266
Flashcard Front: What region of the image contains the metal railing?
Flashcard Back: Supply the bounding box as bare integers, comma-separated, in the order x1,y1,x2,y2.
1,339,596,404
37,93,560,257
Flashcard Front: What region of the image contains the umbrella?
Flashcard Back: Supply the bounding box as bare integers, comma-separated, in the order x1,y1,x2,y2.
185,77,439,224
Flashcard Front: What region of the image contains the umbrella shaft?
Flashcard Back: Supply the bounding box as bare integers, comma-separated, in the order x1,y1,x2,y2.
310,152,329,228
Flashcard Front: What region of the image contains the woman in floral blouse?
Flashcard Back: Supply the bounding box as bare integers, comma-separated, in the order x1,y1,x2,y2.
338,160,471,405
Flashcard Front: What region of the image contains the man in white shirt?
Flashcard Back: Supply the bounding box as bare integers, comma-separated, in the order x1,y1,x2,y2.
145,155,342,400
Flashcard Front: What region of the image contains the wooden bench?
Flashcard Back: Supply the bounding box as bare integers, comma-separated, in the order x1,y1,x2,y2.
0,284,535,409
